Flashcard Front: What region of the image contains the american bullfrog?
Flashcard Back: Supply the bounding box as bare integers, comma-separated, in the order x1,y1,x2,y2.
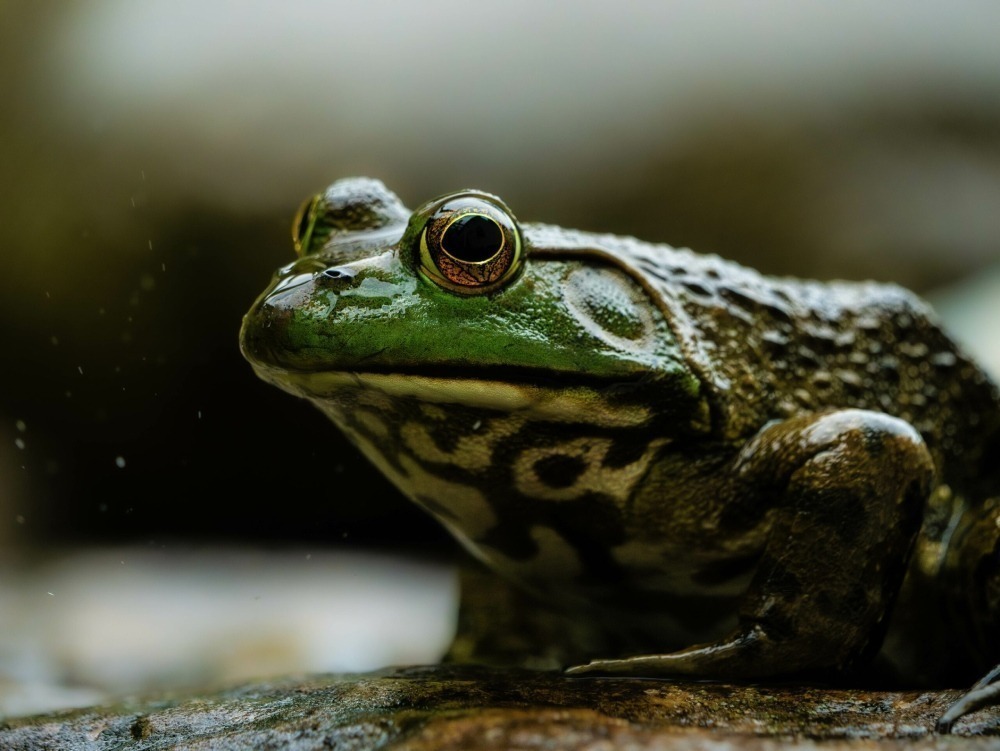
241,177,1000,732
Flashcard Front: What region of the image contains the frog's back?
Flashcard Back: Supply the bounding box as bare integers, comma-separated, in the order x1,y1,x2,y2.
528,223,1000,499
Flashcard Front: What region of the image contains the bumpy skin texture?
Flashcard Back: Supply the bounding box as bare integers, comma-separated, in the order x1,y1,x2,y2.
241,178,1000,728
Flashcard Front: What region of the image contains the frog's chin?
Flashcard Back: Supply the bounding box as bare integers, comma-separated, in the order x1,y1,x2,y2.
252,367,652,429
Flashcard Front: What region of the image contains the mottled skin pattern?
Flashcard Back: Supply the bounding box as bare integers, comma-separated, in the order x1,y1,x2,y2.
241,178,1000,731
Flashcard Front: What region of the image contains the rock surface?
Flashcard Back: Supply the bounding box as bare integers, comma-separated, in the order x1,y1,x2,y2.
1,665,998,750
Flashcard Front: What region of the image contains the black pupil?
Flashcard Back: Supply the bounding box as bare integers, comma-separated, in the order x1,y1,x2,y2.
441,214,503,262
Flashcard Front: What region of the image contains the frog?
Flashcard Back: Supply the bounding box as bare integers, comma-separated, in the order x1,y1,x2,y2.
240,177,1000,733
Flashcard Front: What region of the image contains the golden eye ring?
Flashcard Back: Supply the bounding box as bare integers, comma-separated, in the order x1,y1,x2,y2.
417,194,524,295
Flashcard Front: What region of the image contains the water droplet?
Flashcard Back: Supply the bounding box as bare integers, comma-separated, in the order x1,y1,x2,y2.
115,456,126,469
14,438,25,450
15,420,26,432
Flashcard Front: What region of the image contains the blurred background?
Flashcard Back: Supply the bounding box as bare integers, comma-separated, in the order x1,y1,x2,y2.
2,0,999,716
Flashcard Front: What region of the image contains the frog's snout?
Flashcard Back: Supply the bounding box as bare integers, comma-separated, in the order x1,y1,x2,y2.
239,297,295,370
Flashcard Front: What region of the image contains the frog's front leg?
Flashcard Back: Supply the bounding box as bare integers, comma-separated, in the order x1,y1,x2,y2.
568,408,934,679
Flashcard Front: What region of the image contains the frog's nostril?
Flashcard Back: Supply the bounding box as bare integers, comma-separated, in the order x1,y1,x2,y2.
322,266,358,280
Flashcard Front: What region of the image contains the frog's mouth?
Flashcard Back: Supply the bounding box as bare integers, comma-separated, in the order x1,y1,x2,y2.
251,365,654,429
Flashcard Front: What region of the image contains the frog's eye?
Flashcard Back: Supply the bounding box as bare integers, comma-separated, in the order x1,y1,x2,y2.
292,179,410,258
418,195,524,295
292,194,321,256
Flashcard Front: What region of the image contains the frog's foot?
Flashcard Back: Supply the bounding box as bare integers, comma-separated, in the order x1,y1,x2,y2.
937,664,1000,733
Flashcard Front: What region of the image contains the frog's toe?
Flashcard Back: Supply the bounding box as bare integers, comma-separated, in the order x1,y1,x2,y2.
565,656,662,676
937,664,1000,733
565,634,760,677
564,660,610,676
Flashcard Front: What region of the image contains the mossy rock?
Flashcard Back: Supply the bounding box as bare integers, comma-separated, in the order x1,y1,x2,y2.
2,665,998,750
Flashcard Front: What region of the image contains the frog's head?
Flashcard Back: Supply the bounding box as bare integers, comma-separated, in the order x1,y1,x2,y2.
241,178,709,587
241,178,703,427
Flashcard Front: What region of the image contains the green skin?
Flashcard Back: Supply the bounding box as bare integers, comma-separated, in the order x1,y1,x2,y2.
241,178,1000,731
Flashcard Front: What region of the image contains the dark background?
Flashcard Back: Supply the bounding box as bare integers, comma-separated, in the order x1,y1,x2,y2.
3,2,1000,553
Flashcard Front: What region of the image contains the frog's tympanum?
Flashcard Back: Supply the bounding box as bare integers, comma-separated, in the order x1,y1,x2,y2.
241,178,1000,732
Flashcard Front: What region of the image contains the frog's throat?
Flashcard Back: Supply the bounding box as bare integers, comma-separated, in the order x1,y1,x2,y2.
255,369,653,429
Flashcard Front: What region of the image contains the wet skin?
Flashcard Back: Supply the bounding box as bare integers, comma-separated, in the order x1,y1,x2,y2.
241,178,1000,731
